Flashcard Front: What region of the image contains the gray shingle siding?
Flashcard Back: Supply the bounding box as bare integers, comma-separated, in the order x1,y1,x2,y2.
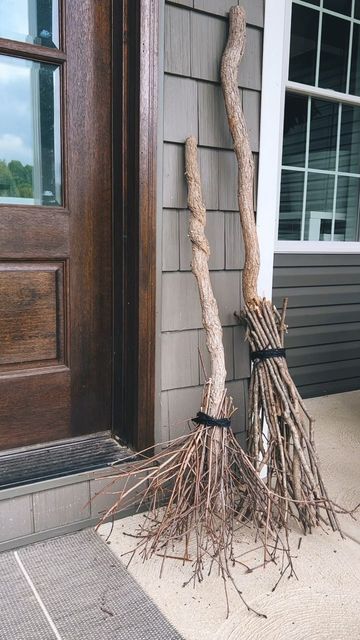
273,253,360,398
159,0,264,441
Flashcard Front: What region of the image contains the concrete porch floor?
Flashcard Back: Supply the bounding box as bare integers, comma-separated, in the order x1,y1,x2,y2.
101,390,360,640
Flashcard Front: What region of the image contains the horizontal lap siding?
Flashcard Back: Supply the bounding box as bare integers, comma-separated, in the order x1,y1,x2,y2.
160,1,264,441
273,253,360,398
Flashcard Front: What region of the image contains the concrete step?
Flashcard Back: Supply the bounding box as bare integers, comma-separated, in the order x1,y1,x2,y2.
0,433,134,552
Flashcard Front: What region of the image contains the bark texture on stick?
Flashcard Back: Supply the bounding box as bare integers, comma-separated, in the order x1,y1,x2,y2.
185,135,226,416
220,6,259,306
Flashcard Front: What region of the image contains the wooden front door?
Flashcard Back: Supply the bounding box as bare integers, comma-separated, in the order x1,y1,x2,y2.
0,1,112,450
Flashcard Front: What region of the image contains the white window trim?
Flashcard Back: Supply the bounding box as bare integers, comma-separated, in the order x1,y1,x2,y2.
256,0,360,299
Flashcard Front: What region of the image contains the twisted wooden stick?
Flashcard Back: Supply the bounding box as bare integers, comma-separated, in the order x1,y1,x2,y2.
185,135,226,416
220,6,260,306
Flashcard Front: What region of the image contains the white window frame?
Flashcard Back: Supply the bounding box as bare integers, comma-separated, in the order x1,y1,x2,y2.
256,0,360,298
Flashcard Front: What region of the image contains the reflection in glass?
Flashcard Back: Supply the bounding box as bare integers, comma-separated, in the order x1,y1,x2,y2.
350,24,360,96
0,0,59,48
278,170,304,240
0,55,61,206
323,0,352,15
336,176,360,240
289,4,319,86
319,14,349,92
305,173,335,240
339,104,360,174
309,99,338,171
282,93,308,167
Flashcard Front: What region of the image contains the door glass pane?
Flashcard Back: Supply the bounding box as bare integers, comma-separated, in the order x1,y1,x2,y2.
289,4,319,86
0,0,59,48
336,176,360,240
350,24,360,96
339,104,360,173
319,14,349,92
305,173,335,240
282,93,308,167
278,170,305,240
0,55,61,206
323,0,352,15
309,98,338,170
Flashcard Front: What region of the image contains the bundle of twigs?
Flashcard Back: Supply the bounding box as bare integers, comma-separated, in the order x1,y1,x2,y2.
221,6,342,534
96,136,297,615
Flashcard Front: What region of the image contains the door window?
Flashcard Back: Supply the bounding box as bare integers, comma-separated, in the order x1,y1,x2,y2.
0,54,61,205
0,0,59,47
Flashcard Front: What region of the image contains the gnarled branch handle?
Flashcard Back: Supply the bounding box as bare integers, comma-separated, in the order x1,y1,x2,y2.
185,136,226,417
221,6,260,306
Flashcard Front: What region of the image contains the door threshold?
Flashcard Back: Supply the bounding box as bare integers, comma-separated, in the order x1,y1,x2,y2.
0,433,134,491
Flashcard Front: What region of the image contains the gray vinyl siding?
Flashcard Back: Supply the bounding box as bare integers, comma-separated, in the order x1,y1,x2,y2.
273,253,360,398
159,1,264,442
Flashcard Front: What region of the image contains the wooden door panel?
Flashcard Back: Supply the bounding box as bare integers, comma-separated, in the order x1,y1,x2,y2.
0,208,69,258
0,369,70,449
0,262,65,368
0,0,112,450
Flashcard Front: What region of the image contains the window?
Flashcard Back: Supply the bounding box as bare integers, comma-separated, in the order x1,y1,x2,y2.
278,0,360,244
256,0,360,266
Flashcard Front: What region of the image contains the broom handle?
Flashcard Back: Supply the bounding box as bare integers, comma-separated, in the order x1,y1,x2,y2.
221,6,260,306
185,136,226,418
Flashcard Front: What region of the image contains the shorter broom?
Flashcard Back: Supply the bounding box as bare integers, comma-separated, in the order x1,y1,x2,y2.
96,136,295,615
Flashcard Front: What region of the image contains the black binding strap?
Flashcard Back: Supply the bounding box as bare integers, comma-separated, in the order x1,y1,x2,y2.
251,348,286,364
193,412,231,428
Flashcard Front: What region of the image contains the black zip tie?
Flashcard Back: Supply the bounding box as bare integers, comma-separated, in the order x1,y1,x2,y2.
251,348,286,364
193,411,231,428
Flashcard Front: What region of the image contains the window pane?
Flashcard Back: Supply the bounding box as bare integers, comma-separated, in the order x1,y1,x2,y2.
278,170,304,240
355,3,360,19
336,176,360,240
319,14,349,92
289,4,319,85
301,0,320,5
309,99,338,170
323,0,352,15
282,93,308,167
350,24,360,96
0,0,59,48
0,55,61,206
339,104,360,173
305,173,335,240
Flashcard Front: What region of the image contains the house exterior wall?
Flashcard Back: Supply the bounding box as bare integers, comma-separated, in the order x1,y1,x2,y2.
158,0,264,444
273,253,360,398
258,0,360,402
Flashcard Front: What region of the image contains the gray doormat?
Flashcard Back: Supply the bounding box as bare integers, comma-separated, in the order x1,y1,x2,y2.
0,529,183,640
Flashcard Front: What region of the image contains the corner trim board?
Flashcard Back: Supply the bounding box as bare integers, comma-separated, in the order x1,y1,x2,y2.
113,0,159,450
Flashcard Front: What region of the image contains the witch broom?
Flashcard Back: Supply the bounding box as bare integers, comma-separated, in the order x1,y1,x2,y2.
221,6,342,534
96,136,295,613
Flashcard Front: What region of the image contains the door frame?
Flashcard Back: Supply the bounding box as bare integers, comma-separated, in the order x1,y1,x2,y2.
113,0,159,451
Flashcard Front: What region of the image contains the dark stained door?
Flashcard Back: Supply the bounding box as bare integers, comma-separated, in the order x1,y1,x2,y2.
0,1,112,450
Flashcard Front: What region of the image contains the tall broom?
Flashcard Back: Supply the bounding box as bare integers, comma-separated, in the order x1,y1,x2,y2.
96,136,296,615
220,6,343,534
